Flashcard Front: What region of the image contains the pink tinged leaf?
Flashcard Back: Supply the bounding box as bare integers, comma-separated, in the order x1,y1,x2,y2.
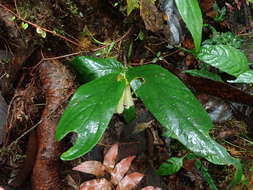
103,144,118,171
73,161,105,176
79,178,112,190
141,186,162,190
116,172,144,190
111,156,136,185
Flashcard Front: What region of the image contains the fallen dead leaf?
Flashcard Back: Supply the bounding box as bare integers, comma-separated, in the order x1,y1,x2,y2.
103,144,118,171
111,156,136,185
73,161,105,177
79,178,112,190
116,172,144,190
141,186,162,190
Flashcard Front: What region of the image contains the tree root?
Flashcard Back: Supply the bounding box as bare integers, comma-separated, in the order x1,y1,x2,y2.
32,60,75,190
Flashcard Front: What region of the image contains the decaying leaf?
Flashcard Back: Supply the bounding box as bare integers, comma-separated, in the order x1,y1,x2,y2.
103,144,118,171
73,144,160,189
79,178,112,190
141,186,161,190
73,161,105,176
111,156,136,185
116,172,144,190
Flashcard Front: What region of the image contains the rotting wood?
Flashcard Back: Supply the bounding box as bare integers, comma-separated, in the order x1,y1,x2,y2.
32,60,75,190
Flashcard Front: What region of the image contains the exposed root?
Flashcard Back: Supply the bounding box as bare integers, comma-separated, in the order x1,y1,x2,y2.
32,60,75,190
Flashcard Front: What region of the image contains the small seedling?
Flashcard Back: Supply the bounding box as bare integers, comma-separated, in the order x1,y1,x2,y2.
73,144,161,190
151,52,163,63
56,55,242,189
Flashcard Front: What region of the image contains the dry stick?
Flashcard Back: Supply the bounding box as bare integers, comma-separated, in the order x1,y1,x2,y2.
0,72,7,80
0,3,81,47
29,27,132,74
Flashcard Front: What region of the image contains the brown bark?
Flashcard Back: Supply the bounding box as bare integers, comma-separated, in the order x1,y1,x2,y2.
9,131,37,187
32,60,75,190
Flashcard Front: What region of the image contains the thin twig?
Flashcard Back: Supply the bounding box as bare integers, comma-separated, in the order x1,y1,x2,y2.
0,3,133,56
42,27,133,61
0,3,81,47
0,72,7,80
42,51,82,61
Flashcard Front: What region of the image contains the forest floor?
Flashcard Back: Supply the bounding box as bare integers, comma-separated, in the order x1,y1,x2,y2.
0,0,253,190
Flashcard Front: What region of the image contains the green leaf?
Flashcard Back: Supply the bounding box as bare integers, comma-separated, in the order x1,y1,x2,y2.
126,64,242,188
123,106,136,123
195,160,218,190
250,165,253,172
10,16,16,21
69,56,125,82
228,70,253,83
156,157,184,176
56,73,126,160
186,153,218,190
21,22,29,30
184,69,223,82
197,45,249,77
127,0,140,15
203,32,243,49
36,28,46,38
175,0,203,52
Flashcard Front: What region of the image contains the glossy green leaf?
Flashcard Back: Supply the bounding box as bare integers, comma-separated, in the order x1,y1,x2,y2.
69,56,125,82
202,32,243,49
184,69,223,82
197,45,249,77
228,70,253,83
195,160,218,190
175,0,203,51
123,106,136,123
186,153,218,190
126,65,242,188
156,157,184,176
56,73,126,160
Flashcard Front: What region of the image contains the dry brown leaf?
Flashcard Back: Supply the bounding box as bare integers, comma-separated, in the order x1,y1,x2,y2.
141,186,161,190
227,147,241,156
116,172,144,190
111,156,136,185
73,144,161,190
103,144,118,171
73,161,105,177
66,175,79,189
79,178,112,190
